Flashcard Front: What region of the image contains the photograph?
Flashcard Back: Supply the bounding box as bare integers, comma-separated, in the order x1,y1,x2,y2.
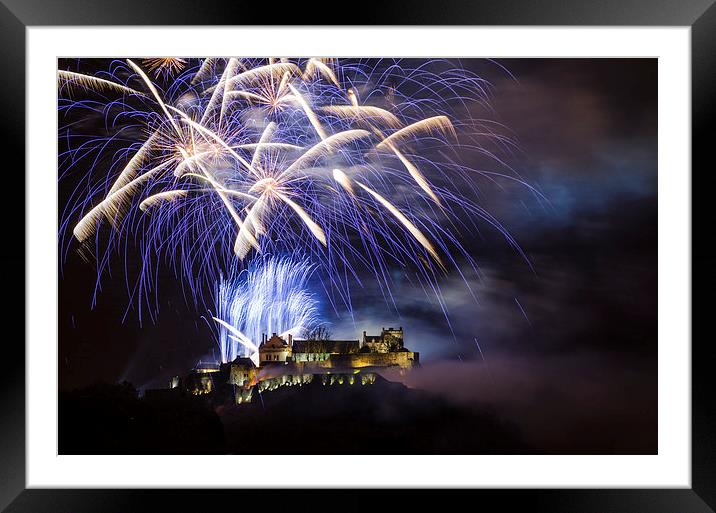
57,56,657,456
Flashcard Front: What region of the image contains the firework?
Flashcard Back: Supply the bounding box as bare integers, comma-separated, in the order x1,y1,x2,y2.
212,254,321,365
58,57,537,320
142,58,188,78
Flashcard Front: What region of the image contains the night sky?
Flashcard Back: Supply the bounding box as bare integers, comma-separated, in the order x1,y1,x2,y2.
59,59,657,453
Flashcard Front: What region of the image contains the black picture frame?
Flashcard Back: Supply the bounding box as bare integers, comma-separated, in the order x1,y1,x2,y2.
1,1,711,511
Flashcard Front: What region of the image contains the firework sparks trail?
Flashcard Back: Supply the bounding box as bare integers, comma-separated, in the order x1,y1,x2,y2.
58,57,542,323
211,254,321,365
514,297,532,327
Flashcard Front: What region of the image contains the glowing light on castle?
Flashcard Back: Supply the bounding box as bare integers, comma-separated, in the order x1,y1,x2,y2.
212,254,321,365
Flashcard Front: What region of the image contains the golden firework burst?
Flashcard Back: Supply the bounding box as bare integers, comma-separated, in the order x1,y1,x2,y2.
142,58,188,78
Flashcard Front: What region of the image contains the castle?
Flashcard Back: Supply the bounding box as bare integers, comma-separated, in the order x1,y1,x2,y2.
161,327,419,405
258,326,417,368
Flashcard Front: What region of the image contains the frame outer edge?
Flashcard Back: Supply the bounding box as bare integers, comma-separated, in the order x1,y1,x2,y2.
2,0,714,510
0,0,27,511
692,1,716,511
0,0,716,25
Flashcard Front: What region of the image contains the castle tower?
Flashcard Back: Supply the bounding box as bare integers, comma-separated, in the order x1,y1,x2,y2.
382,327,404,351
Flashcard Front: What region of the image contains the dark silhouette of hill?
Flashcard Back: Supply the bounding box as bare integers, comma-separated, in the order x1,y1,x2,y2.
218,374,532,454
59,382,225,454
58,376,532,454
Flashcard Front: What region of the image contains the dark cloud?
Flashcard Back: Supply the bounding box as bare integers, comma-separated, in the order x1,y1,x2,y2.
381,353,656,454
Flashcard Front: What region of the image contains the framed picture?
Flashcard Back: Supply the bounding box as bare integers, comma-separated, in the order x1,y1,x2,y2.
2,0,711,511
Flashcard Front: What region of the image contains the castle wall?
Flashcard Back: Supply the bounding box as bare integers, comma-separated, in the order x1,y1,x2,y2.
288,351,418,371
229,365,258,387
231,372,379,404
291,352,330,362
186,374,214,395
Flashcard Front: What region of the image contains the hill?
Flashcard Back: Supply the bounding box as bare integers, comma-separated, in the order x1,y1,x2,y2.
59,376,532,454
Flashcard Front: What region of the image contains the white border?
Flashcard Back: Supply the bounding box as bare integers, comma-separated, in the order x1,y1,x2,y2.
27,27,691,488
